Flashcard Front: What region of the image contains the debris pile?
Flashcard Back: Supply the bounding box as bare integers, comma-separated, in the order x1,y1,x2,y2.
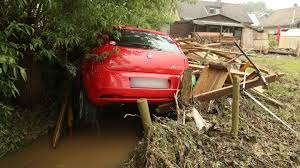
162,37,283,109
124,37,300,167
125,98,300,168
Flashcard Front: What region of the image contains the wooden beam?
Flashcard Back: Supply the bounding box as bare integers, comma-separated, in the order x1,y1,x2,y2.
203,43,221,47
268,49,295,55
194,73,283,101
250,89,284,107
186,47,243,55
176,38,195,43
189,64,248,76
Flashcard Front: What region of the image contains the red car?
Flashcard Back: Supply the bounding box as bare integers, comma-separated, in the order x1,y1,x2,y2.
78,26,188,118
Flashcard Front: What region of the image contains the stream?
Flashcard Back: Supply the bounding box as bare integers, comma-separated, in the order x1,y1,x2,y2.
0,104,143,168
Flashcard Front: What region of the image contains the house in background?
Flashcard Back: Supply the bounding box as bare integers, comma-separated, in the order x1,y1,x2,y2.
170,0,269,51
262,4,300,34
170,0,252,38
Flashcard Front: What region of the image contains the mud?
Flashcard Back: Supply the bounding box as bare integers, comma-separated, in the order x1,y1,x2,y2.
0,104,143,168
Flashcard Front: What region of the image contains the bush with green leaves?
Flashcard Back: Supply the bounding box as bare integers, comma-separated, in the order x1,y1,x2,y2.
0,22,32,98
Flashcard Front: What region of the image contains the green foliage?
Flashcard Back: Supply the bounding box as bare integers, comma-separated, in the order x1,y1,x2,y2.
0,21,33,97
269,35,278,48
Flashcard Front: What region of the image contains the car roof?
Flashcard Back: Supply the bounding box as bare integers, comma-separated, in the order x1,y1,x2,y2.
116,26,169,37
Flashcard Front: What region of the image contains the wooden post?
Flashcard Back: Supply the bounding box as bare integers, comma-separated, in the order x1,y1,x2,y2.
52,89,70,148
231,75,240,137
180,69,193,102
296,42,300,57
67,101,73,136
137,98,152,135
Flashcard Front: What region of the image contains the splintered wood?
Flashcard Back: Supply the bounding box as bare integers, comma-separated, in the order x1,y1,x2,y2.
192,63,229,110
174,37,283,111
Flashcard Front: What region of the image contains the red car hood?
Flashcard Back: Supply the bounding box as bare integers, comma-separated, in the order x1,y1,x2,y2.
103,46,187,75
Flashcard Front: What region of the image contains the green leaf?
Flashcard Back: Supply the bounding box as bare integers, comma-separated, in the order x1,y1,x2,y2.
0,56,6,63
2,63,8,73
19,68,27,81
13,67,18,78
24,26,31,35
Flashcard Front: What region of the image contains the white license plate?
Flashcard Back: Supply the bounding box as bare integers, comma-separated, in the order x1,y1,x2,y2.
130,77,169,89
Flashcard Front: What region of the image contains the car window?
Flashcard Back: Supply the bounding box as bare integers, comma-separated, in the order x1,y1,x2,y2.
113,30,181,53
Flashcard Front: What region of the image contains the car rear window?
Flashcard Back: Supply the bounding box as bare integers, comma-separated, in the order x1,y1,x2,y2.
114,30,181,53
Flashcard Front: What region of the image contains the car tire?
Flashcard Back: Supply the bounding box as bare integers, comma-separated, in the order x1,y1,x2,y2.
78,86,97,126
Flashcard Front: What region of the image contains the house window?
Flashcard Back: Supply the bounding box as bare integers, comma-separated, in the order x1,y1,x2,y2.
209,8,216,14
208,8,220,14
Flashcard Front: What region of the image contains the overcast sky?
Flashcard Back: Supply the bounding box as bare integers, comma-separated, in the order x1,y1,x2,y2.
208,0,300,9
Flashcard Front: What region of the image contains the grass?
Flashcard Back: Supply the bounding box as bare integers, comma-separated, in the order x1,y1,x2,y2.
253,55,300,80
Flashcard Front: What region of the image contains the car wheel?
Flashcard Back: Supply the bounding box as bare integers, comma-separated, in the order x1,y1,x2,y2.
78,87,97,126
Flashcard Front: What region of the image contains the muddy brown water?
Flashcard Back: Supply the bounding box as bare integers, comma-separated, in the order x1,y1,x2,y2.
0,104,143,168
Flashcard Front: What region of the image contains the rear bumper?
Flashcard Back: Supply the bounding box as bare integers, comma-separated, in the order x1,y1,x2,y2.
84,66,181,105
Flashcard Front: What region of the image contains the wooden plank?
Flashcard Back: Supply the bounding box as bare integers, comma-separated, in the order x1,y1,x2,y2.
185,46,243,55
204,43,221,47
194,74,283,101
193,64,229,95
193,63,229,110
240,62,250,72
189,64,249,76
250,89,284,107
246,71,257,80
268,49,295,55
180,44,195,49
186,53,204,61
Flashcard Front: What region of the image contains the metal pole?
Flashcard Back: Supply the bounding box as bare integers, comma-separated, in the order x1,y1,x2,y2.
234,41,268,87
243,90,298,136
